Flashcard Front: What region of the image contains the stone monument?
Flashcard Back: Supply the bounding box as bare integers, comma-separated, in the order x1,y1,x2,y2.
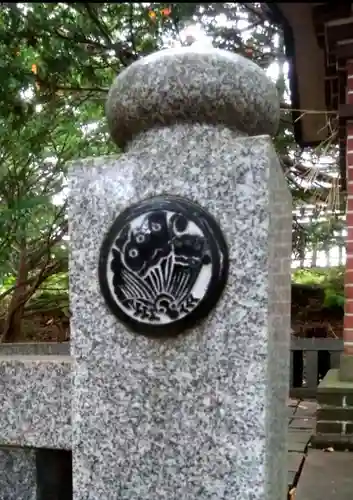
69,46,292,499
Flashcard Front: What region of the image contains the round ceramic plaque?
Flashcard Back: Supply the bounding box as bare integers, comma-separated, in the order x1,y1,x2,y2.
98,195,229,336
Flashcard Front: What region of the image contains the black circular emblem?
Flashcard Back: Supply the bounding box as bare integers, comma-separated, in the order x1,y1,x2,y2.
98,195,229,336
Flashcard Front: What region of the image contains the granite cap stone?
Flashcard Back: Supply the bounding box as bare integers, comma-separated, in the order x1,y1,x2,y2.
106,46,280,148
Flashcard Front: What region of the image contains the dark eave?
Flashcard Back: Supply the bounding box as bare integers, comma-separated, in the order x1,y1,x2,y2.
265,4,304,146
266,4,328,148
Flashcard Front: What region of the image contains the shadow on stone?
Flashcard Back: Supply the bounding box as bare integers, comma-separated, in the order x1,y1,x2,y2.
36,449,72,500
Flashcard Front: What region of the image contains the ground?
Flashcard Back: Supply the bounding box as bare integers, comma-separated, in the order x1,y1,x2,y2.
288,399,353,500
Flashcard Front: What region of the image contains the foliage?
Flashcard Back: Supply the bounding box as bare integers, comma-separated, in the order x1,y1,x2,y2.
0,2,343,341
292,267,345,309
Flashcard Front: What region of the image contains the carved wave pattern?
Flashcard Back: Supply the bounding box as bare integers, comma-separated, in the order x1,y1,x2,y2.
107,210,212,324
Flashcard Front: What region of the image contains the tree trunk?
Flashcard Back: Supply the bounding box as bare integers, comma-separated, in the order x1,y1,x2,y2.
1,242,28,343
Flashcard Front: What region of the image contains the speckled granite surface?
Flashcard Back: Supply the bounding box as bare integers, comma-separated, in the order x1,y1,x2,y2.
0,356,72,450
69,130,291,499
106,46,279,148
266,144,292,500
0,448,36,500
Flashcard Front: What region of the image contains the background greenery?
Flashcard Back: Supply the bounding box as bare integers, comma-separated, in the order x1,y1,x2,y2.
0,3,344,341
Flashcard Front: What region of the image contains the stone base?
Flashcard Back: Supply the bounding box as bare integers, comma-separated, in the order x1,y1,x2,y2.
0,447,72,500
312,369,353,450
339,353,353,382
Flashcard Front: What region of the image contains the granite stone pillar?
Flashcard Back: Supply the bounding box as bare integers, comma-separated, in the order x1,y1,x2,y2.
69,47,292,499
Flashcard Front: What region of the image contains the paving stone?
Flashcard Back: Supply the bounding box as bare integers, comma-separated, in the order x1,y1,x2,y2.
288,430,312,445
288,470,296,488
296,449,353,500
288,441,307,453
288,451,305,473
289,417,315,431
287,406,297,418
286,400,319,493
295,401,317,418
